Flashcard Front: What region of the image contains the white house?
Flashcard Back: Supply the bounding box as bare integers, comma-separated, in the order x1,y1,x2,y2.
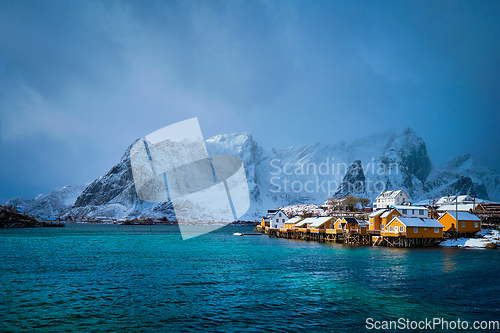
435,195,474,206
270,209,289,229
375,190,410,210
436,204,477,212
391,205,429,218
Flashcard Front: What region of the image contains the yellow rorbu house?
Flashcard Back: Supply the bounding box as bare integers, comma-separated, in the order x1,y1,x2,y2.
368,209,385,232
368,209,401,233
307,216,335,240
334,217,368,235
283,217,303,230
382,217,444,239
294,218,315,232
370,206,431,233
379,209,402,231
438,211,481,234
261,217,270,229
332,217,369,244
308,217,335,232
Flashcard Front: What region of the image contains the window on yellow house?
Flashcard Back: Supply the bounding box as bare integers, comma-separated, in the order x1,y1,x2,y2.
399,226,404,232
462,222,465,228
475,222,478,228
434,228,439,233
389,226,393,231
414,227,418,233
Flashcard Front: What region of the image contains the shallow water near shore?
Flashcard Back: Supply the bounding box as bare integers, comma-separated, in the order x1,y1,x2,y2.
1,223,499,332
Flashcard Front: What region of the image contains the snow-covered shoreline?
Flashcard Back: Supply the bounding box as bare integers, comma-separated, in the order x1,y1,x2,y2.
439,229,499,248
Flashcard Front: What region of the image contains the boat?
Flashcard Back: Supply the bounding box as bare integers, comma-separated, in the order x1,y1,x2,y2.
233,232,244,236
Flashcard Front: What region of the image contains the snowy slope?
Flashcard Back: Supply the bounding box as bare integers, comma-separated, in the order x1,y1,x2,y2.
67,140,176,221
424,154,500,200
5,184,87,217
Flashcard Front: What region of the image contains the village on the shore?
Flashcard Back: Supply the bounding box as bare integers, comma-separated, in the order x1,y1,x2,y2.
256,190,500,248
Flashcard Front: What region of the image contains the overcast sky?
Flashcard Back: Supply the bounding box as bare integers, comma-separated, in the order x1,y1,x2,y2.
1,0,500,203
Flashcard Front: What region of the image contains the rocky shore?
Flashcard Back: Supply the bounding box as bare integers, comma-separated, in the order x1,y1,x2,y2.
0,205,64,228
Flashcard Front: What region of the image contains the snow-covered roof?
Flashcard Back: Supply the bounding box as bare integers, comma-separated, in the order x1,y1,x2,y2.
393,217,444,228
295,218,316,227
436,196,453,205
369,209,386,218
436,204,477,211
376,190,407,199
284,217,303,224
442,211,481,222
391,205,429,211
309,217,334,228
456,194,473,202
436,195,473,205
381,209,397,218
269,209,287,220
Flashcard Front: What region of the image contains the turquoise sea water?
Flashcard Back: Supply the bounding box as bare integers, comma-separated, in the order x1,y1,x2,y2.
0,224,499,332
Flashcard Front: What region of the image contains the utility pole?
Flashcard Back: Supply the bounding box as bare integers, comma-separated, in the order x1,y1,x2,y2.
455,193,458,239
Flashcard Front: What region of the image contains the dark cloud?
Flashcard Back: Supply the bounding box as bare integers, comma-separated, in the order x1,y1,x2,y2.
1,0,500,201
0,1,127,98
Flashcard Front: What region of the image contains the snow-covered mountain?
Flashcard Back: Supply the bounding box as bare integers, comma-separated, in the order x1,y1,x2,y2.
424,154,499,200
7,127,500,221
68,140,176,221
5,184,87,218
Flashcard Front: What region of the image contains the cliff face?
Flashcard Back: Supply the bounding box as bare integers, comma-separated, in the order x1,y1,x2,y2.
394,127,433,183
73,140,138,208
333,160,366,197
374,127,433,199
9,128,500,221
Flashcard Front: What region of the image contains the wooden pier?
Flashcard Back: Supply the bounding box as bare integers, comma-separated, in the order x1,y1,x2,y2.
266,227,373,245
265,227,443,247
376,236,441,247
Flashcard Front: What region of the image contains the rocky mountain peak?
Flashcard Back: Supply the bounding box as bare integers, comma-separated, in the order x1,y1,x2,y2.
385,127,433,183
333,160,366,198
